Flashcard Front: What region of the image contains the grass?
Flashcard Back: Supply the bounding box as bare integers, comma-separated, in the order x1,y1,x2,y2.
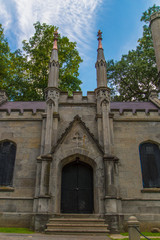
0,228,34,234
112,239,160,240
121,232,160,236
110,239,128,240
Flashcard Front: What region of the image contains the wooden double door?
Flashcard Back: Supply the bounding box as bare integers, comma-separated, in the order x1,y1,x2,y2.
61,159,93,213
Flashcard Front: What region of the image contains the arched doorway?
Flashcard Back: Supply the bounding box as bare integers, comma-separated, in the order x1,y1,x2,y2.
61,157,93,213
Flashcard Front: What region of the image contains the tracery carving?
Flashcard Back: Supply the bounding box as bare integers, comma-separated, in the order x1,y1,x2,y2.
96,88,110,105
45,88,60,103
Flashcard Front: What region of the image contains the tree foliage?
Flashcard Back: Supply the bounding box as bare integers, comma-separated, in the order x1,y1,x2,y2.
107,5,160,101
0,22,83,100
0,24,28,100
0,24,10,82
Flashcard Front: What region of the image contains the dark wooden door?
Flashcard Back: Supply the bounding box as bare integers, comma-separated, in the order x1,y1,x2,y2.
61,159,93,213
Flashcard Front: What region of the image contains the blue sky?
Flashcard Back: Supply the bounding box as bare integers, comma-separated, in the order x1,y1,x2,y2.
0,0,160,95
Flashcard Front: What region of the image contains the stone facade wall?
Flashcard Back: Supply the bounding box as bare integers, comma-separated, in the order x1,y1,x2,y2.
112,110,160,230
113,111,160,198
0,105,159,231
0,111,42,227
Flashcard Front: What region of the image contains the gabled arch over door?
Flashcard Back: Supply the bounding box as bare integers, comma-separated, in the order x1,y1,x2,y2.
61,158,93,213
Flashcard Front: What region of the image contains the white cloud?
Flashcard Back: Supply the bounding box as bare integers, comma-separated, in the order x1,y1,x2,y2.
148,0,160,4
1,0,103,56
0,0,12,30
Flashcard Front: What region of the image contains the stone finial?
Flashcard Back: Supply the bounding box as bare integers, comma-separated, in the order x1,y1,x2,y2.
0,90,8,105
149,89,160,108
97,30,103,49
128,216,140,240
53,30,58,50
149,89,158,99
95,30,107,88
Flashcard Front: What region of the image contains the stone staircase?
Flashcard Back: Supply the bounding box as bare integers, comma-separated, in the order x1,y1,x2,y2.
45,214,109,235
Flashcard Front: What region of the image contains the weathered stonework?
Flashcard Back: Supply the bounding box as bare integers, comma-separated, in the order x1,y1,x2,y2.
0,29,160,233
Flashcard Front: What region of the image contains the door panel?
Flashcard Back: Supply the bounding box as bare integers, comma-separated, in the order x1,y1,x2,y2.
61,159,93,213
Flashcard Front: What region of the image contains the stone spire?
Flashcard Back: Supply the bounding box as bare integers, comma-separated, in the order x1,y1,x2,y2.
48,30,59,88
44,30,60,154
95,30,107,88
150,12,160,75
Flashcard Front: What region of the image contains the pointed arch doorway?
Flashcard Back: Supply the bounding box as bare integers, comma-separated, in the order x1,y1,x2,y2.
61,158,93,213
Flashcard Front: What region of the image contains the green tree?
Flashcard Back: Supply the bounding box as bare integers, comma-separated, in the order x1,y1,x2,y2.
0,24,29,100
0,24,11,84
21,22,82,100
107,5,160,101
0,22,83,100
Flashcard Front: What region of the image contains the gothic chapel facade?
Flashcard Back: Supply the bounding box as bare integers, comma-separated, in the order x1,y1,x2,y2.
0,13,160,233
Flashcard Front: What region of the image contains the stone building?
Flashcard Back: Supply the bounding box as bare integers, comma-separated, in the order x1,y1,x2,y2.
0,14,160,234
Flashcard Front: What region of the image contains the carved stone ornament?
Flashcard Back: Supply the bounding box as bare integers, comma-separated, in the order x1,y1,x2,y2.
96,88,110,105
72,132,87,147
0,90,8,105
45,88,60,102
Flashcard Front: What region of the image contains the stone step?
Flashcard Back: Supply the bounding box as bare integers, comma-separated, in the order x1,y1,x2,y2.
45,215,109,236
45,228,109,235
53,214,102,218
46,223,108,229
48,218,106,224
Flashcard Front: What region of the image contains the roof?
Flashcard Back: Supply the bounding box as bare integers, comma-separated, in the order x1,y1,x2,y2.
0,101,46,114
110,102,160,114
0,101,159,114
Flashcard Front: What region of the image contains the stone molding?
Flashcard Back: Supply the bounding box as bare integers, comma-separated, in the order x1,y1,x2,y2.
0,186,14,192
95,87,111,103
53,113,60,120
41,154,52,161
149,97,160,108
51,114,104,154
103,155,119,162
141,188,160,193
